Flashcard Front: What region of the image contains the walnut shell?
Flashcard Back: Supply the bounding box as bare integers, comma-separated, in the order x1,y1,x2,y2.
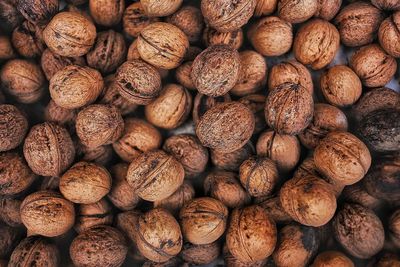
167,6,204,43
226,205,277,263
202,27,244,50
43,12,96,57
192,92,231,125
379,11,400,57
0,104,28,152
179,197,228,245
77,143,113,166
115,210,143,261
23,122,75,177
20,190,75,237
210,142,254,172
74,199,113,233
314,0,342,20
196,101,254,153
89,0,124,26
17,0,58,25
294,19,340,70
254,0,278,16
333,203,384,259
278,0,318,24
126,150,184,202
180,241,220,266
11,20,45,58
372,0,400,10
0,36,15,61
255,196,292,224
191,44,241,97
123,2,159,38
314,131,371,185
175,61,195,90
0,197,22,227
44,100,76,130
342,182,383,211
141,0,183,17
238,94,267,134
311,251,354,267
223,244,269,267
154,181,195,214
70,226,128,267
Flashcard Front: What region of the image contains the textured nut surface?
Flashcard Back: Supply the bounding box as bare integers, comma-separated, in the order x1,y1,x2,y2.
115,210,142,260
238,94,266,134
141,0,183,17
89,0,124,26
278,0,318,24
311,251,354,267
379,12,400,57
372,0,400,10
223,244,268,267
342,182,383,211
211,142,254,172
192,92,231,125
77,143,113,166
254,0,277,16
41,48,85,81
0,198,22,227
175,61,195,90
154,181,195,214
167,6,204,43
0,36,15,60
74,199,113,233
202,27,243,50
11,20,45,58
314,0,342,21
123,2,159,38
0,104,28,152
17,0,58,25
44,100,76,129
180,241,220,265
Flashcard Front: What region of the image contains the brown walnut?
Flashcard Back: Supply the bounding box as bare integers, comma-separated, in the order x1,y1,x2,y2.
379,11,400,58
180,241,220,266
372,0,400,10
89,0,124,26
311,251,354,267
74,199,113,233
141,0,183,17
154,181,195,215
11,20,45,58
342,182,383,211
0,104,28,152
278,0,318,24
223,244,269,267
123,2,159,38
254,0,278,16
175,61,195,90
0,197,23,227
192,92,231,125
255,196,292,224
0,36,15,61
44,100,76,130
202,27,244,50
314,0,342,21
17,0,58,25
211,142,255,172
389,209,400,247
238,94,266,134
167,6,204,43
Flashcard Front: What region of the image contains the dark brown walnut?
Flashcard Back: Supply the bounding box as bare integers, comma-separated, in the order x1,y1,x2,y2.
126,150,184,202
0,59,44,103
0,152,36,196
239,156,279,198
167,6,204,43
145,84,192,129
86,30,126,74
294,19,340,70
50,65,103,109
350,44,397,87
342,182,383,211
311,251,354,267
278,0,318,23
227,205,277,263
191,45,241,97
185,46,203,61
0,36,15,61
0,223,22,258
0,197,23,227
175,61,195,90
389,209,400,247
358,108,400,152
255,196,292,224
114,59,162,105
113,118,162,162
268,60,313,94
180,241,220,266
44,100,76,130
89,0,124,26
201,0,256,32
138,22,189,69
248,16,293,57
163,134,208,178
299,103,348,149
273,224,320,267
20,190,75,237
0,0,24,32
70,226,128,267
335,2,384,47
372,0,400,10
204,170,251,209
238,94,266,134
141,0,183,17
43,11,96,57
123,2,160,38
135,208,182,263
17,0,58,25
314,132,371,185
11,20,45,58
256,129,300,172
23,122,75,177
353,87,400,122
76,104,124,148
179,197,228,245
196,102,254,153
211,142,254,172
280,175,337,227
314,0,342,20
192,92,231,125
202,27,244,50
254,0,277,16
8,236,59,267
154,181,195,215
379,11,400,58
115,210,143,261
373,253,400,267
76,143,113,166
333,203,384,259
39,176,60,191
64,3,93,21
74,199,113,233
231,50,267,96
363,155,400,202
0,104,28,152
60,161,112,204
265,82,313,135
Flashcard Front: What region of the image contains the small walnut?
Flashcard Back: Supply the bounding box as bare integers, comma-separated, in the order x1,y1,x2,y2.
254,0,278,16
238,94,267,134
342,182,383,211
167,6,204,43
141,0,183,17
211,142,255,172
123,2,159,38
11,20,45,58
192,92,231,125
17,0,58,25
175,61,195,90
333,203,384,259
202,27,244,50
255,196,292,224
180,241,220,266
74,199,113,233
0,36,15,61
372,0,400,10
314,0,342,21
0,197,22,227
89,0,124,26
278,0,318,24
311,251,354,267
179,197,228,245
154,181,195,215
0,104,28,152
20,190,75,237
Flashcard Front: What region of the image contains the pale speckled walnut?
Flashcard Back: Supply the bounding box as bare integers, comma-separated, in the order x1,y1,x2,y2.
154,181,195,215
123,2,160,38
175,61,195,90
89,0,124,26
333,204,384,259
141,0,183,17
179,197,228,245
210,142,255,172
135,208,182,263
372,0,400,10
0,36,15,61
223,244,268,267
11,20,45,58
201,0,256,32
335,2,384,47
0,104,28,152
0,59,44,103
74,199,113,233
113,118,162,162
17,0,58,25
0,197,23,227
379,12,400,58
20,190,75,237
248,16,293,57
43,12,97,57
70,226,128,267
278,0,318,24
226,205,277,263
314,131,371,185
238,94,266,134
114,59,162,105
299,103,348,149
294,19,340,70
180,241,220,266
60,161,112,204
265,82,313,135
254,0,277,16
315,0,342,21
163,134,209,178
196,102,255,153
126,150,184,202
311,251,354,267
342,182,383,211
49,65,103,109
23,122,75,177
41,48,85,81
202,27,244,50
138,22,189,69
255,196,292,224
167,6,204,43
192,92,231,125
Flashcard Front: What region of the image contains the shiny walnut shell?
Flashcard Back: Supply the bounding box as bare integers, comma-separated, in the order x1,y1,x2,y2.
89,0,124,26
0,104,28,152
154,181,195,215
333,203,384,259
23,122,75,177
74,198,113,233
226,205,277,263
167,6,204,43
254,0,278,16
278,0,318,24
196,101,255,153
311,251,354,267
372,0,400,10
17,0,58,25
238,94,266,134
123,2,159,38
180,241,220,266
379,11,400,58
141,0,183,17
314,131,371,185
126,150,184,202
179,197,228,245
20,190,75,237
202,27,244,50
192,92,231,125
211,142,255,172
11,20,45,58
314,0,342,21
